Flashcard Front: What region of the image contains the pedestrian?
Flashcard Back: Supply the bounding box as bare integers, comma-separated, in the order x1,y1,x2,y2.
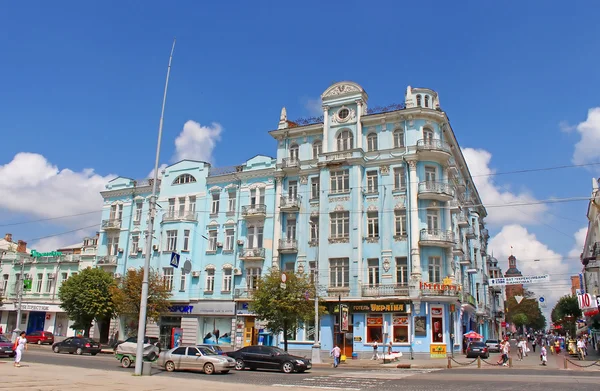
330,345,341,368
13,331,27,368
540,345,547,366
372,339,379,360
0,325,3,335
387,340,393,356
532,338,537,353
517,339,525,360
501,339,510,366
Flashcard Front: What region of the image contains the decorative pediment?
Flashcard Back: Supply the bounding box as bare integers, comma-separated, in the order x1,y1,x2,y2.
334,204,345,212
207,220,219,227
209,186,221,193
248,182,266,190
224,183,238,191
224,219,236,226
205,264,216,270
222,263,233,269
322,82,363,98
367,205,378,212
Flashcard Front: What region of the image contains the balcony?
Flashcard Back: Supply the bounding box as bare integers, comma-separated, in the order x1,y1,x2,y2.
416,139,451,162
320,149,364,165
241,204,267,219
464,227,476,239
461,292,477,307
448,200,460,211
361,284,409,297
102,219,121,230
239,247,265,260
280,196,301,212
326,287,350,298
447,157,459,176
234,288,256,299
481,228,489,239
452,243,464,255
456,211,469,227
418,181,454,201
278,239,298,253
97,255,117,265
419,229,454,248
161,210,198,223
459,254,471,265
419,282,461,298
280,158,300,169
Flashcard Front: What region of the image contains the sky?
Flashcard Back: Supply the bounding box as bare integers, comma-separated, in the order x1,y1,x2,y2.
1,1,600,320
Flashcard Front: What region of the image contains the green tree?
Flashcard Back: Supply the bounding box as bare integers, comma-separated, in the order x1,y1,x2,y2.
58,267,117,337
112,268,172,335
505,296,546,331
512,313,529,329
249,269,321,352
551,295,581,337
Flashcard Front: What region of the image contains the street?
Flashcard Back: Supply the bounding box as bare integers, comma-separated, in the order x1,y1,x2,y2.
1,348,597,391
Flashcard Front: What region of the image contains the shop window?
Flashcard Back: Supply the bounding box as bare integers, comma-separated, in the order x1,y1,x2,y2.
366,314,383,343
286,326,297,341
431,307,444,343
392,314,409,343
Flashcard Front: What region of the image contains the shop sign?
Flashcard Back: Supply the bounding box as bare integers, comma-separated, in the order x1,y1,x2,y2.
577,293,599,311
22,304,50,311
169,302,236,316
430,344,446,359
31,250,62,258
351,302,407,313
354,336,362,342
169,305,194,314
420,281,462,294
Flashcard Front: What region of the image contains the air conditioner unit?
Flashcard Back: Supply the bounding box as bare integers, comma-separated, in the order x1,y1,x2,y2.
216,242,223,248
137,247,143,252
237,240,244,246
114,273,122,279
233,268,242,276
152,244,159,251
192,271,200,277
118,248,124,253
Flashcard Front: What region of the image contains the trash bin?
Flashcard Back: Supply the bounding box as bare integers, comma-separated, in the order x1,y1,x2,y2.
352,352,358,360
142,361,152,376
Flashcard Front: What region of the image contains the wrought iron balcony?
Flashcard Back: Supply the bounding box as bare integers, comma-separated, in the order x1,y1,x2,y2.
102,219,121,230
416,139,451,160
452,243,464,255
234,288,256,299
161,210,198,223
278,239,298,253
419,229,454,248
239,247,265,260
97,255,117,265
280,196,301,211
361,284,409,297
461,292,477,307
456,211,469,227
459,254,471,265
464,227,476,239
418,181,454,201
241,204,267,218
281,158,299,169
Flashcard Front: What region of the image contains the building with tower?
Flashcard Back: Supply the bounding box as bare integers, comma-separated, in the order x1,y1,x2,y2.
504,255,524,299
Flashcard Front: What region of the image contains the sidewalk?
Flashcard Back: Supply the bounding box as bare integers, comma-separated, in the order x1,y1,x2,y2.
313,356,449,369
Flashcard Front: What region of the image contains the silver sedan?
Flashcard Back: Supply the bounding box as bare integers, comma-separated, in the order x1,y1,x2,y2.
157,346,236,374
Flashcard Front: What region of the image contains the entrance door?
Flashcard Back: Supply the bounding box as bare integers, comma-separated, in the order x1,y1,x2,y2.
26,312,46,334
334,325,354,358
159,316,182,349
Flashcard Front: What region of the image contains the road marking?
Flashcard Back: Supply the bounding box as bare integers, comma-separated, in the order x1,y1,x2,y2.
272,385,360,391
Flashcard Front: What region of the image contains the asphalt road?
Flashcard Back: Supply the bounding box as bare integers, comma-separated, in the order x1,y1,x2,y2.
3,348,599,391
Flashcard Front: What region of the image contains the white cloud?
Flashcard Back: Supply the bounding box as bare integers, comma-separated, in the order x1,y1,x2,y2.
0,153,115,226
570,107,600,165
148,164,168,179
304,98,323,117
30,229,90,252
559,120,576,133
174,120,222,163
462,148,547,226
568,226,587,259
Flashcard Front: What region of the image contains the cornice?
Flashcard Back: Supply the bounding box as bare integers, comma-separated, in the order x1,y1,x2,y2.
101,185,153,199
206,168,276,185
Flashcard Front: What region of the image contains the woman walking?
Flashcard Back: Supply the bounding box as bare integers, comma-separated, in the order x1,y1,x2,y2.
14,331,27,367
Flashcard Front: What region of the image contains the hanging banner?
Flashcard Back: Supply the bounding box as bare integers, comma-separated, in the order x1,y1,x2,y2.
341,305,349,332
488,274,550,286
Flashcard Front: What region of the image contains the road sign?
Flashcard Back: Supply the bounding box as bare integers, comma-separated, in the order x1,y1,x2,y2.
280,283,286,289
488,274,550,286
515,295,524,304
182,260,192,274
539,296,546,308
170,252,180,268
281,273,287,283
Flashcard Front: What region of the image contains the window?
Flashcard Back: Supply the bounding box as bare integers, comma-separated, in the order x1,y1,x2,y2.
166,230,178,252
178,197,186,216
60,273,68,284
392,314,409,343
366,171,378,193
396,257,409,285
311,177,320,199
36,273,43,293
425,95,430,108
224,229,234,251
211,193,220,215
189,196,196,213
367,211,379,238
284,262,295,272
336,130,354,151
308,261,317,283
289,144,299,162
286,218,297,240
393,167,406,191
134,202,143,224
168,198,176,215
186,347,199,356
338,108,349,119
183,230,190,251
312,141,322,159
250,188,265,206
14,273,20,291
304,319,316,342
427,210,439,231
366,314,383,343
329,258,349,287
366,133,378,151
476,282,480,303
179,273,186,292
416,94,422,107
287,180,298,200
131,235,140,254
286,326,297,341
309,216,319,242
45,274,53,293
394,210,407,237
247,225,264,248
109,203,123,221
425,166,436,182
330,211,350,239
1,274,8,294
428,257,442,283
330,169,349,193
71,272,78,278
227,191,236,213
173,174,196,185
247,267,261,290
431,307,444,343
367,259,379,286
393,130,405,148
107,234,119,256
205,269,215,292
423,128,434,144
222,268,232,292
207,230,217,252
163,268,174,291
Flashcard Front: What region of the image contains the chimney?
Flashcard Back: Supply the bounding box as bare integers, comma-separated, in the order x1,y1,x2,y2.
17,240,27,253
4,233,12,243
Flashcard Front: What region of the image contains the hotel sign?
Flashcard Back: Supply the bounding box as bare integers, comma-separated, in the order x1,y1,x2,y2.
350,302,407,313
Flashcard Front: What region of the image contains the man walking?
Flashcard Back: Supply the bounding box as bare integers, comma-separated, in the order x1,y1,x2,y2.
372,339,379,360
330,345,341,368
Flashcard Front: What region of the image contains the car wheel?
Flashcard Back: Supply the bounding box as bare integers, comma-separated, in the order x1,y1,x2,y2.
121,356,132,368
281,361,294,374
76,347,83,355
53,346,60,354
220,370,230,374
37,340,42,345
484,354,489,359
91,353,98,356
204,362,215,375
146,351,158,361
235,359,245,370
165,361,175,372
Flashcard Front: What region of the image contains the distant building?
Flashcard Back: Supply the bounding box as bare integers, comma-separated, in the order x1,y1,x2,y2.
504,255,524,299
570,275,581,296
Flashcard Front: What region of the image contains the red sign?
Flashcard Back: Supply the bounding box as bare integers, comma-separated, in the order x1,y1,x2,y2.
501,322,507,327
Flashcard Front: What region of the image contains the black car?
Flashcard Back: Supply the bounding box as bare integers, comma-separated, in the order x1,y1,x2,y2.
227,345,311,373
52,337,102,355
466,341,489,358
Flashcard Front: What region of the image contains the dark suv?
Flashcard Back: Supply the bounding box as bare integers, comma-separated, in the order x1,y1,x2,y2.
227,345,311,373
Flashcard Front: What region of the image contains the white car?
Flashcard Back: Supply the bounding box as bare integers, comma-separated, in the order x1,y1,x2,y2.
115,336,160,360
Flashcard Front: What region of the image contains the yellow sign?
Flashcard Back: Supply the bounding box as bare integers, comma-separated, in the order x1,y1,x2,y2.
430,344,446,359
443,277,453,285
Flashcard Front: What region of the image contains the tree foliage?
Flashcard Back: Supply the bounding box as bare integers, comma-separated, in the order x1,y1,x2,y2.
111,268,172,333
550,295,581,336
505,296,546,331
58,267,117,337
512,313,529,328
249,269,322,352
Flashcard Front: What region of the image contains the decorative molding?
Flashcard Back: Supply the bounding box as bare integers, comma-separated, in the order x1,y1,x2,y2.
300,176,308,185
248,182,267,189
297,264,305,274
329,196,350,203
308,240,319,247
323,83,360,98
364,237,380,243
209,186,221,193
329,237,350,244
334,204,345,212
394,202,406,210
407,160,417,170
383,258,391,272
310,210,319,217
380,165,390,175
367,205,378,212
394,235,408,242
224,183,238,190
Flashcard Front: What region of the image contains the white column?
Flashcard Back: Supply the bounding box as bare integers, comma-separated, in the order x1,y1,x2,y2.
272,177,283,268
356,166,363,287
355,100,363,150
444,168,453,281
322,106,329,153
446,248,454,282
408,160,421,277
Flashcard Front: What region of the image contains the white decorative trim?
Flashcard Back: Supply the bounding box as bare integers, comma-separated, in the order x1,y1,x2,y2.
300,176,308,185
334,204,345,212
205,264,216,270
380,165,390,175
224,183,238,190
248,182,267,189
222,263,234,269
224,219,236,226
209,186,221,193
208,220,219,226
322,83,361,98
367,205,378,212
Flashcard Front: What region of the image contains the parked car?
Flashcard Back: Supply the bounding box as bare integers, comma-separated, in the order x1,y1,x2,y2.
227,345,311,373
485,339,500,353
52,337,101,355
0,335,16,358
466,341,489,358
157,346,235,374
114,336,161,353
197,344,225,355
26,331,55,345
114,336,160,360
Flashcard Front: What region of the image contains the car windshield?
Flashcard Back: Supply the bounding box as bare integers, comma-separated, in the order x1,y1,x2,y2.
198,347,217,356
0,335,10,343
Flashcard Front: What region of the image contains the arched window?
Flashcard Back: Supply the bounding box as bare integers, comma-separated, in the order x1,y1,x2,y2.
173,174,197,185
366,133,378,152
416,95,422,107
336,130,354,151
423,128,434,144
290,144,299,162
312,140,322,159
393,129,405,148
424,95,430,108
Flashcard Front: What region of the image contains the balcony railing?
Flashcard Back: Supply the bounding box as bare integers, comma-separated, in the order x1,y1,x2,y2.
464,227,476,239
239,247,265,260
241,204,267,218
234,288,256,299
416,139,451,154
102,219,121,230
161,210,198,223
418,181,454,199
419,229,454,245
97,255,117,265
456,211,469,227
419,282,461,297
320,149,364,164
281,158,299,168
462,292,477,307
278,239,298,253
326,287,350,297
280,196,301,210
361,284,409,297
459,254,471,265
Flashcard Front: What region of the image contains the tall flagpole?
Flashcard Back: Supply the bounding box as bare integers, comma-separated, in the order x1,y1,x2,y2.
134,38,176,376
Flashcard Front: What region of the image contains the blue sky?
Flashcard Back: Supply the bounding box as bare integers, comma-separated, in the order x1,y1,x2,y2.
1,1,599,308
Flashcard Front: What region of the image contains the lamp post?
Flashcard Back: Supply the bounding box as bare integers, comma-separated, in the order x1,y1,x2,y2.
134,39,176,376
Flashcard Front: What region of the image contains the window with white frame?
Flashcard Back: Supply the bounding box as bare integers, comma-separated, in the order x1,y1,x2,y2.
222,267,232,292
1,274,8,294
224,229,234,251
367,211,379,238
178,197,186,216
247,225,264,248
109,204,123,221
14,273,20,291
45,273,53,293
246,267,261,290
396,257,408,285
289,144,299,162
287,180,298,200
189,196,196,213
286,218,297,240
425,95,430,108
205,269,215,292
134,201,143,224
392,314,410,343
168,198,176,215
311,177,320,199
179,273,186,292
366,133,378,151
329,258,349,287
425,166,436,182
312,140,322,159
173,174,196,185
36,273,43,293
166,230,178,251
423,128,434,144
183,230,190,251
367,258,379,286
330,211,349,239
366,170,378,193
250,188,265,206
304,319,316,342
107,234,119,256
207,230,217,252
211,193,220,215
416,94,422,107
426,209,439,231
393,167,406,190
330,169,349,193
131,234,140,254
163,267,173,291
309,216,319,242
336,130,354,151
428,257,442,283
308,261,317,283
394,210,407,236
227,191,236,213
60,272,68,285
393,129,405,148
